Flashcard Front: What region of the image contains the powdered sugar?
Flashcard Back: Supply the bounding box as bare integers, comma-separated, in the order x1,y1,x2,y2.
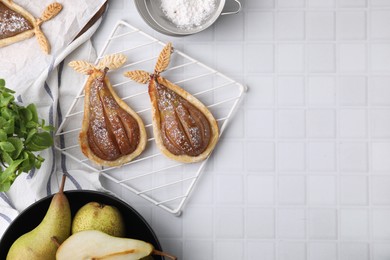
160,0,216,30
0,2,33,39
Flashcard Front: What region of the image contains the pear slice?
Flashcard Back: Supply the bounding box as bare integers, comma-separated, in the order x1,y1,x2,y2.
124,43,219,163
56,230,177,260
0,0,62,54
69,54,147,167
6,175,71,260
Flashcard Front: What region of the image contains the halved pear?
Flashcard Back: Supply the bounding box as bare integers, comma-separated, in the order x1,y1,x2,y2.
56,230,177,260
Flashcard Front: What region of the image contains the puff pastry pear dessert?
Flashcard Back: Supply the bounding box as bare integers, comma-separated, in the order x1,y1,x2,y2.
0,0,62,54
124,43,219,163
69,54,147,167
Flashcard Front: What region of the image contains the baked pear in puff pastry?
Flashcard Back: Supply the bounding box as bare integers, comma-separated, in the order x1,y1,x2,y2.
124,43,219,163
69,54,147,167
0,0,62,54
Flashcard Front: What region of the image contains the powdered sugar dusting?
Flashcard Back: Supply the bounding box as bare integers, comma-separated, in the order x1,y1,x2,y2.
0,2,33,39
160,0,216,30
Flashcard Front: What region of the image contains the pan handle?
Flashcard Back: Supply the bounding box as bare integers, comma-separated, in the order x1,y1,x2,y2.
221,0,242,16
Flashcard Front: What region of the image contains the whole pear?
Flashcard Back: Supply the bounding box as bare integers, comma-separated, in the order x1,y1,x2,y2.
56,230,177,260
6,175,71,260
71,201,125,237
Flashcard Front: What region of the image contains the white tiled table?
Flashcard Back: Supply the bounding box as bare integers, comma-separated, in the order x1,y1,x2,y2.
91,0,390,259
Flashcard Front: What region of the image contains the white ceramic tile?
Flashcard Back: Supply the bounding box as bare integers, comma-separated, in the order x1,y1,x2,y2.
215,207,244,238
371,10,390,39
278,142,306,172
371,44,390,71
216,44,243,75
370,109,390,138
183,207,213,238
247,175,275,205
245,43,274,73
369,76,390,106
339,142,368,172
308,176,337,205
372,243,390,260
277,76,305,105
371,0,390,6
307,0,335,7
215,240,244,260
245,11,274,40
338,76,367,106
371,176,390,205
372,209,390,239
340,243,369,260
307,44,335,73
246,109,274,138
277,0,305,8
307,110,336,138
246,208,275,238
307,142,336,171
152,210,183,238
372,142,390,172
340,209,369,239
214,140,244,171
216,174,244,204
276,11,305,40
340,176,368,205
338,44,367,72
183,240,213,260
215,12,244,41
245,0,275,8
278,110,306,138
278,208,306,239
279,242,306,260
336,11,366,40
339,109,367,138
308,243,338,260
308,209,338,239
246,142,275,172
247,242,275,260
277,44,304,73
307,76,336,105
338,0,367,7
278,176,306,204
245,76,274,107
306,12,335,40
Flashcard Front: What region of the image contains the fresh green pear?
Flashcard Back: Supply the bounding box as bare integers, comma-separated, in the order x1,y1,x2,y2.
71,201,125,237
6,175,71,260
56,230,177,260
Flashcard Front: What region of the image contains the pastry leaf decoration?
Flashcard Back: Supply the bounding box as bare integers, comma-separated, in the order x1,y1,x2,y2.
97,54,127,71
154,42,173,74
35,27,50,54
68,61,95,75
40,2,63,22
123,70,151,84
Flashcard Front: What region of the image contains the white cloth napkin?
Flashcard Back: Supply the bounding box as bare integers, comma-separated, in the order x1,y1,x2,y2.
0,0,108,237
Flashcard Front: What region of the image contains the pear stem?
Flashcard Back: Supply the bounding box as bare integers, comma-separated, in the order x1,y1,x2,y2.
59,174,67,193
153,249,177,260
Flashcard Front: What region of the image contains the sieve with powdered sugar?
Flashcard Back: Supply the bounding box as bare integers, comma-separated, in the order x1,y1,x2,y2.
135,0,242,36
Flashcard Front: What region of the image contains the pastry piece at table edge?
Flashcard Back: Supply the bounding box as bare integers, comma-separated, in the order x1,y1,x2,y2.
69,54,147,167
124,43,219,163
0,0,62,54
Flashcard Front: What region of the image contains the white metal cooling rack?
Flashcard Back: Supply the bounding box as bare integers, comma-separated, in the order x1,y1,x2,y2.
55,20,247,215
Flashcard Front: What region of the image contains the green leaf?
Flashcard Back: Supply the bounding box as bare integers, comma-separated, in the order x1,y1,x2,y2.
3,119,14,135
0,129,7,141
0,141,15,152
26,132,53,151
27,104,38,123
0,79,5,88
20,107,33,122
25,129,37,144
26,121,38,129
8,137,23,159
2,151,13,165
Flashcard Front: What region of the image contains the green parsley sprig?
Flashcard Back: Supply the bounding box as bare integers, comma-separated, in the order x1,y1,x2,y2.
0,79,54,192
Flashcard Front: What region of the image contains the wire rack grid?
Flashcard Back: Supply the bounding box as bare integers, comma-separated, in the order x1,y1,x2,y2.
55,20,246,215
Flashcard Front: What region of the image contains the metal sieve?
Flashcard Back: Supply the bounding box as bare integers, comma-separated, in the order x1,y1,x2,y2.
134,0,241,36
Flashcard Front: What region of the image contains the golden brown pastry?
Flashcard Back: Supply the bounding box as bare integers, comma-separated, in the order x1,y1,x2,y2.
69,54,147,167
124,43,219,163
0,0,62,54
